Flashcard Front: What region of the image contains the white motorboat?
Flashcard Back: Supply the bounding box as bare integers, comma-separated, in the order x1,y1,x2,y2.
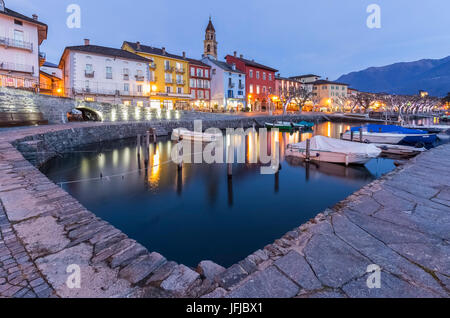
342,131,406,144
172,128,223,142
286,136,381,165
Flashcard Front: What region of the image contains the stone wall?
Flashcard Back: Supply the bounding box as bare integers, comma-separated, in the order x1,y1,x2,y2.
0,87,179,124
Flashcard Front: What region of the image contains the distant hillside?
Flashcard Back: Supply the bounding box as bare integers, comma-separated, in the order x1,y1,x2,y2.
337,56,450,97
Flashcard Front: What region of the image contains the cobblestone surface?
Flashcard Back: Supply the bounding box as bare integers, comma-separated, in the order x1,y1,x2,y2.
1,119,449,298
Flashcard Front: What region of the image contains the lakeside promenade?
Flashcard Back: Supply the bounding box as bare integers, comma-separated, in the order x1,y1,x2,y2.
0,116,449,298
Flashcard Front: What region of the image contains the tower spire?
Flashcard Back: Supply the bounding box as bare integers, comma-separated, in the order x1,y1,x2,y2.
204,16,217,59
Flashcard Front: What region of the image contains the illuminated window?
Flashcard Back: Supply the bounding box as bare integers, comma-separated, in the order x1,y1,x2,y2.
137,101,144,107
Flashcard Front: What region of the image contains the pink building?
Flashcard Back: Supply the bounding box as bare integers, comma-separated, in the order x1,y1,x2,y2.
0,1,47,90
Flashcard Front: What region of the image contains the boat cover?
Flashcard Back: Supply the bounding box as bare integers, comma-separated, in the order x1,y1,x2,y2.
290,136,381,157
350,124,428,134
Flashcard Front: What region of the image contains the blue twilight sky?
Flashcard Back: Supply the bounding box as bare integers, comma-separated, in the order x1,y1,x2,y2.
11,0,450,79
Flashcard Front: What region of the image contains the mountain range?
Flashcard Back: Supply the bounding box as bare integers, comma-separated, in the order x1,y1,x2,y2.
336,56,450,97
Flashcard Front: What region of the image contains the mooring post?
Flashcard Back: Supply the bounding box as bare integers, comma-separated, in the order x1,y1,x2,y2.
305,139,311,162
350,130,354,142
227,144,233,178
137,134,141,157
146,131,150,147
359,128,363,143
151,128,156,142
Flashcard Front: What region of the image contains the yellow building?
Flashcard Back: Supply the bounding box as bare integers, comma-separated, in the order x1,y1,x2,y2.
122,41,191,110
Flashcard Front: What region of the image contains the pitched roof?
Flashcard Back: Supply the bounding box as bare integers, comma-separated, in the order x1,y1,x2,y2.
186,58,210,68
0,7,47,27
226,55,278,72
42,61,58,68
64,45,150,62
289,74,320,79
207,59,245,74
206,18,215,32
312,79,349,86
123,41,189,61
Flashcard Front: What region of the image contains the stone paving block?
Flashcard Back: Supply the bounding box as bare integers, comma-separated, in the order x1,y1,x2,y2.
145,261,178,287
227,266,299,298
109,243,148,269
216,264,248,289
14,215,69,260
160,265,200,295
297,290,347,298
388,242,450,276
197,260,226,281
119,252,166,285
342,271,439,298
332,213,447,296
35,243,132,298
304,233,370,288
274,250,322,290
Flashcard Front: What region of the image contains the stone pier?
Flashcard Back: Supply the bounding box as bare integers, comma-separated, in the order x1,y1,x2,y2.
0,118,449,298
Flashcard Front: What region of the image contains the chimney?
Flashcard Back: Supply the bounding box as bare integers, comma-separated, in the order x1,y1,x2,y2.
84,39,90,46
32,14,38,21
240,54,243,59
136,41,141,51
182,51,186,58
162,47,166,55
234,51,237,57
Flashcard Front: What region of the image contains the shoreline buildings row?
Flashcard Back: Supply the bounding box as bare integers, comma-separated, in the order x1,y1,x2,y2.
0,1,353,111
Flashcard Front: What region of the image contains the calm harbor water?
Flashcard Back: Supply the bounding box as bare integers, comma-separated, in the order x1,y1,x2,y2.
41,122,396,267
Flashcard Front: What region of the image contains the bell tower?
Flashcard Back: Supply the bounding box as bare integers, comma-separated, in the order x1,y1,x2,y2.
204,17,217,59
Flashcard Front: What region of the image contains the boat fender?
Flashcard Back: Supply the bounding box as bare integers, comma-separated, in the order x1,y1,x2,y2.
364,139,370,144
316,153,320,157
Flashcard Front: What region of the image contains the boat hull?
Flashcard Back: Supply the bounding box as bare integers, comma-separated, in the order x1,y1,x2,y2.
172,129,222,142
342,132,405,144
285,147,372,165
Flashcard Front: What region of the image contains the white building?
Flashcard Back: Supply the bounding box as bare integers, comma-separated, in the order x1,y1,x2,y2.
289,74,321,92
0,0,47,89
59,39,151,106
202,57,246,110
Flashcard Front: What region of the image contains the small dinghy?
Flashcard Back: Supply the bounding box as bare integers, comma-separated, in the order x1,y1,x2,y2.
286,136,381,165
295,121,315,129
342,124,437,145
374,144,426,157
265,121,295,130
172,128,222,142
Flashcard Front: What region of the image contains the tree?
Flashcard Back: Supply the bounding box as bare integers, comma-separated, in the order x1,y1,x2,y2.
348,92,375,113
443,92,450,104
280,86,313,113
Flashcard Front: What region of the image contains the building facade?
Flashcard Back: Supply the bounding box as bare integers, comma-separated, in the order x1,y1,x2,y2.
225,52,277,111
0,1,47,90
289,74,321,92
274,75,305,110
59,40,151,106
187,58,211,109
202,57,246,111
312,79,348,107
122,41,191,110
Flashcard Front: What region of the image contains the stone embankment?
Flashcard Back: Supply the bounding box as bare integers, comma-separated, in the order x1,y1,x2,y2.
1,117,449,298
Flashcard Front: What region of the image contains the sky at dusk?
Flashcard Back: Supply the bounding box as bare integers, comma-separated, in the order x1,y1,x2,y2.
10,0,450,80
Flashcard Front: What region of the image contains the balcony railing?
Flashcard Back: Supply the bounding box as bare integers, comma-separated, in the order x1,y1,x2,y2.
239,84,245,89
0,62,34,74
135,75,145,81
175,67,185,74
228,83,235,88
85,71,95,78
165,66,174,72
123,74,129,80
0,37,33,51
176,80,185,85
0,74,38,91
165,78,173,84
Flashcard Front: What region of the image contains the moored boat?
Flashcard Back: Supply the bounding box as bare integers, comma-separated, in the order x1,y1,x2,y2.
342,124,437,145
374,144,426,157
172,128,222,142
286,136,381,165
265,121,295,130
